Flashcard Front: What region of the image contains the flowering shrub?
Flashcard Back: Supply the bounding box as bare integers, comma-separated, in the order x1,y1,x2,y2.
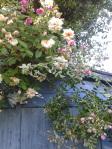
0,0,86,106
0,1,111,149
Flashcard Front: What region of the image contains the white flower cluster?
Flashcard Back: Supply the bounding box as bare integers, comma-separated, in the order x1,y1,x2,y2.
62,28,75,40
53,56,68,70
1,28,18,46
19,63,32,74
0,13,19,46
25,88,39,98
10,77,20,86
48,17,64,32
40,0,54,8
41,38,55,48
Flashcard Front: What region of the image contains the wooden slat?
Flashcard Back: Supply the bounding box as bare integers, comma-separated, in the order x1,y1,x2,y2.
21,108,57,149
0,108,21,149
101,140,112,149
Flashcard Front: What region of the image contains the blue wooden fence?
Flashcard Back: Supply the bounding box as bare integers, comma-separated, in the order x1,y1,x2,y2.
0,72,112,149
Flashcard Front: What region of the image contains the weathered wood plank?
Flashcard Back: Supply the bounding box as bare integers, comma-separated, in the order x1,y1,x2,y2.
0,108,21,149
22,80,111,108
21,108,57,149
101,140,112,149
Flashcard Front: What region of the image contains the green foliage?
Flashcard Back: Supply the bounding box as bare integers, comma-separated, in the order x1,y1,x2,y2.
0,0,86,106
46,88,112,149
55,0,106,31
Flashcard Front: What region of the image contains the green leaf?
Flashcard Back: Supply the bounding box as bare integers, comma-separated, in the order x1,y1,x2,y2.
6,57,17,66
0,48,8,55
25,50,33,58
19,81,28,90
18,40,28,49
35,50,42,59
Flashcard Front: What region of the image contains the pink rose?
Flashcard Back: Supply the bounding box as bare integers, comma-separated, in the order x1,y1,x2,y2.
36,8,44,15
24,17,33,25
67,40,76,46
83,69,92,75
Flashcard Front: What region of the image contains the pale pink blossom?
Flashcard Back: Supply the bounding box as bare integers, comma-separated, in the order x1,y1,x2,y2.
0,39,3,43
24,17,33,25
101,133,107,140
41,38,55,48
20,0,29,13
48,17,63,32
63,29,74,40
26,88,38,98
83,69,92,75
7,19,13,25
36,8,44,15
107,109,112,114
0,14,8,22
8,38,18,46
10,77,20,86
58,48,67,53
67,40,76,46
12,30,19,36
108,125,112,129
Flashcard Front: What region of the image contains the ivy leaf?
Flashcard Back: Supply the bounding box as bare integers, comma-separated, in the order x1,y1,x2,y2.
35,50,42,59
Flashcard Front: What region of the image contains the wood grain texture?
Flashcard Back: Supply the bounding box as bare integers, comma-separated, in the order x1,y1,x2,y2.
0,108,21,149
21,108,57,149
0,107,111,149
101,140,112,149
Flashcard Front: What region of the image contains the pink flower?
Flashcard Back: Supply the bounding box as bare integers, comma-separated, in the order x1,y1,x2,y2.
67,40,76,46
24,17,33,25
36,8,44,15
58,48,67,53
83,69,92,75
108,125,112,129
20,0,29,13
20,0,28,5
46,6,53,10
101,133,107,140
